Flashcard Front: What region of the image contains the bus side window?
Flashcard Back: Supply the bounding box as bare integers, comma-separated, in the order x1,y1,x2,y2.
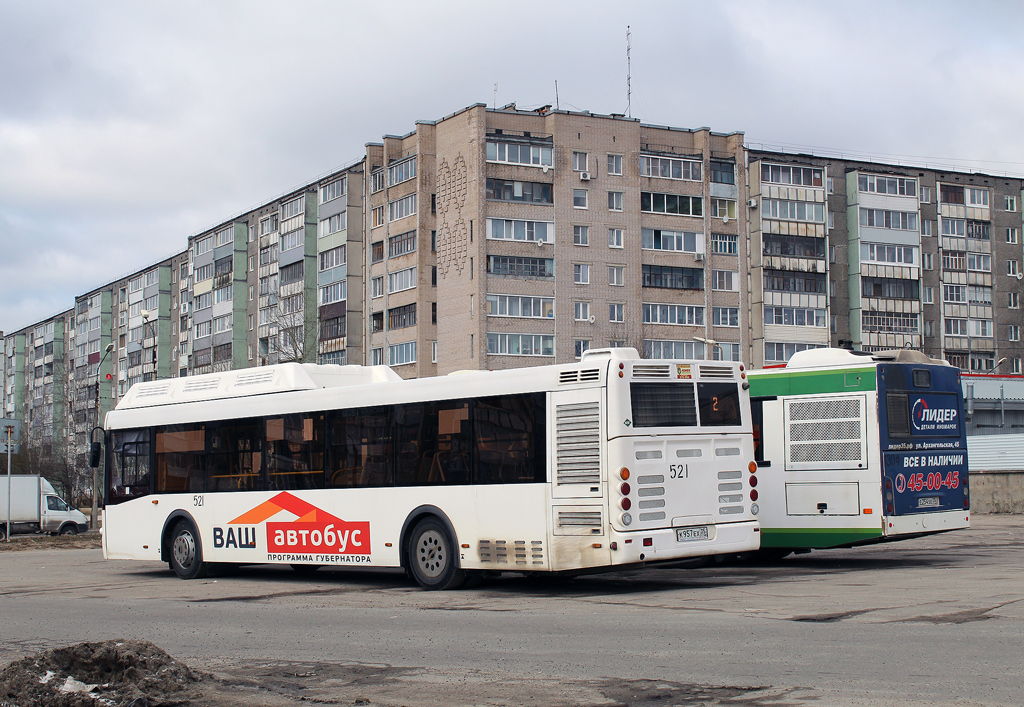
207,419,263,492
155,425,204,494
266,414,325,491
327,407,393,488
474,393,545,484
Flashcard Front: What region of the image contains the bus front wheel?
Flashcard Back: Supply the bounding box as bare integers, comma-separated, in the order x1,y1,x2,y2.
408,518,466,590
169,520,208,580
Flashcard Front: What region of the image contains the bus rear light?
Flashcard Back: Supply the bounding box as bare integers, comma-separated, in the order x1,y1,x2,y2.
886,504,894,514
964,498,970,510
750,503,759,515
863,508,873,514
749,489,758,501
643,537,653,547
610,542,617,550
619,371,624,378
620,482,631,495
748,475,757,487
748,461,757,473
621,512,632,526
619,468,630,480
739,365,744,371
621,498,632,511
885,478,892,490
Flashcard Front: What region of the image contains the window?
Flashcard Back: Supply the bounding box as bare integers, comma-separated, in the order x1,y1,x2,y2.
213,315,232,333
485,179,553,204
1006,195,1018,212
214,286,232,304
969,319,993,337
431,341,438,363
1010,292,1020,309
642,265,703,290
862,277,919,300
129,275,144,293
487,255,554,278
763,234,826,258
763,341,825,362
609,265,624,286
573,225,589,246
1008,228,1019,244
194,321,212,339
572,151,588,171
372,205,385,228
760,164,823,187
370,312,384,333
860,242,917,265
764,307,826,328
762,270,826,293
710,198,737,220
643,303,704,325
574,340,591,359
945,318,967,336
388,194,416,222
319,212,346,237
1009,260,1021,276
942,251,966,271
861,312,919,334
966,220,990,240
859,209,919,231
713,307,739,327
640,155,701,181
194,263,214,282
857,174,917,196
710,161,734,185
319,245,346,271
388,230,416,257
487,333,555,357
925,321,934,338
573,263,589,284
194,292,212,310
641,228,701,253
764,199,826,223
1010,325,1021,342
387,157,416,186
921,219,932,236
259,214,278,235
967,188,989,207
608,191,624,211
644,339,705,360
609,303,624,322
968,253,991,272
485,294,554,318
486,141,553,167
194,236,213,257
940,184,965,204
371,170,385,193
387,267,417,293
388,304,417,330
922,287,934,304
388,341,417,366
278,228,301,251
829,245,836,263
923,252,934,270
641,191,703,216
1014,359,1023,374
608,228,623,248
486,218,553,243
371,347,384,365
320,177,346,203
828,212,835,230
248,314,255,331
827,177,834,194
574,301,590,321
320,280,347,305
920,186,931,203
712,270,739,291
607,154,623,176
573,189,588,208
320,315,346,340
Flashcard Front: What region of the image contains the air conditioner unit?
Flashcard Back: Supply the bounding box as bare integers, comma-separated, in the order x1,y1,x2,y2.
694,253,705,262
748,198,758,208
579,171,591,181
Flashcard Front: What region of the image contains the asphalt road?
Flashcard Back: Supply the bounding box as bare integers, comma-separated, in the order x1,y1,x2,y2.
1,516,1022,706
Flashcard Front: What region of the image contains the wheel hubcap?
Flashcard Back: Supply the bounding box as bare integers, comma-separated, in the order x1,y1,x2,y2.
416,529,447,578
173,531,196,569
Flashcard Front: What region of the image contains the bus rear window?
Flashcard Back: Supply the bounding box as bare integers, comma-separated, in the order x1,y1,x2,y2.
630,382,697,428
697,382,743,426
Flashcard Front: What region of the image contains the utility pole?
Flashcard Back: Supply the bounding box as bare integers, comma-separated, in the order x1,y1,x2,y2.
90,343,114,530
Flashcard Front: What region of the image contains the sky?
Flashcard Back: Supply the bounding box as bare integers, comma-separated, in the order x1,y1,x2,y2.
3,0,1024,333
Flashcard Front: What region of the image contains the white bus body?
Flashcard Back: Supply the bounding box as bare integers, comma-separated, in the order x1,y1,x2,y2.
101,349,759,588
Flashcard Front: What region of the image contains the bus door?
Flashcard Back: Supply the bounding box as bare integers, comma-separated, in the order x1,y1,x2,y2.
877,364,968,516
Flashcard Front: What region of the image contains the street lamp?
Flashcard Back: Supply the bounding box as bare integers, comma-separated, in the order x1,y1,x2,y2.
693,336,721,360
89,342,115,530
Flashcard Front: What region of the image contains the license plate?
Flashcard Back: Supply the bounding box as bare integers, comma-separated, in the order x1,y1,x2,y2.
676,526,710,542
918,496,940,508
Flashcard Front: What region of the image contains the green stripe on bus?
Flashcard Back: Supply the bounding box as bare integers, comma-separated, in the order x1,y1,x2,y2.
760,527,883,548
748,367,877,397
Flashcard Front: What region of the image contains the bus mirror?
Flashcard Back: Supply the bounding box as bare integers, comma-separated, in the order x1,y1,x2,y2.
88,442,102,468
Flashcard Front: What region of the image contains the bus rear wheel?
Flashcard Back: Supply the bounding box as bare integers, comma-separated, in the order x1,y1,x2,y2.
169,520,208,580
408,518,466,590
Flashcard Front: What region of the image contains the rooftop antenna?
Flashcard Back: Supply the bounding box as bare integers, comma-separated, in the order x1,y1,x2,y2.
555,80,559,110
493,83,497,109
626,25,632,118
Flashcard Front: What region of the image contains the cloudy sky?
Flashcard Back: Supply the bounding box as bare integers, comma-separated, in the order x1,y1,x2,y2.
2,0,1023,333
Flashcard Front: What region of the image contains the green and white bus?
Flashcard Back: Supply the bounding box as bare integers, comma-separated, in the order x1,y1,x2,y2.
747,348,970,553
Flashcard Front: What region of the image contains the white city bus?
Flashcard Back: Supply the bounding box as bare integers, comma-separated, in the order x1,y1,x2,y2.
100,348,760,589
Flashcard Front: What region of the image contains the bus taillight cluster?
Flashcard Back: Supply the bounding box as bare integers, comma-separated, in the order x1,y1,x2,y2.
748,461,759,514
619,467,632,525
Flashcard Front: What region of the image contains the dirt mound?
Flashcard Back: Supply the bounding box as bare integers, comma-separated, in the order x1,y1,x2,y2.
0,640,203,706
0,535,101,552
